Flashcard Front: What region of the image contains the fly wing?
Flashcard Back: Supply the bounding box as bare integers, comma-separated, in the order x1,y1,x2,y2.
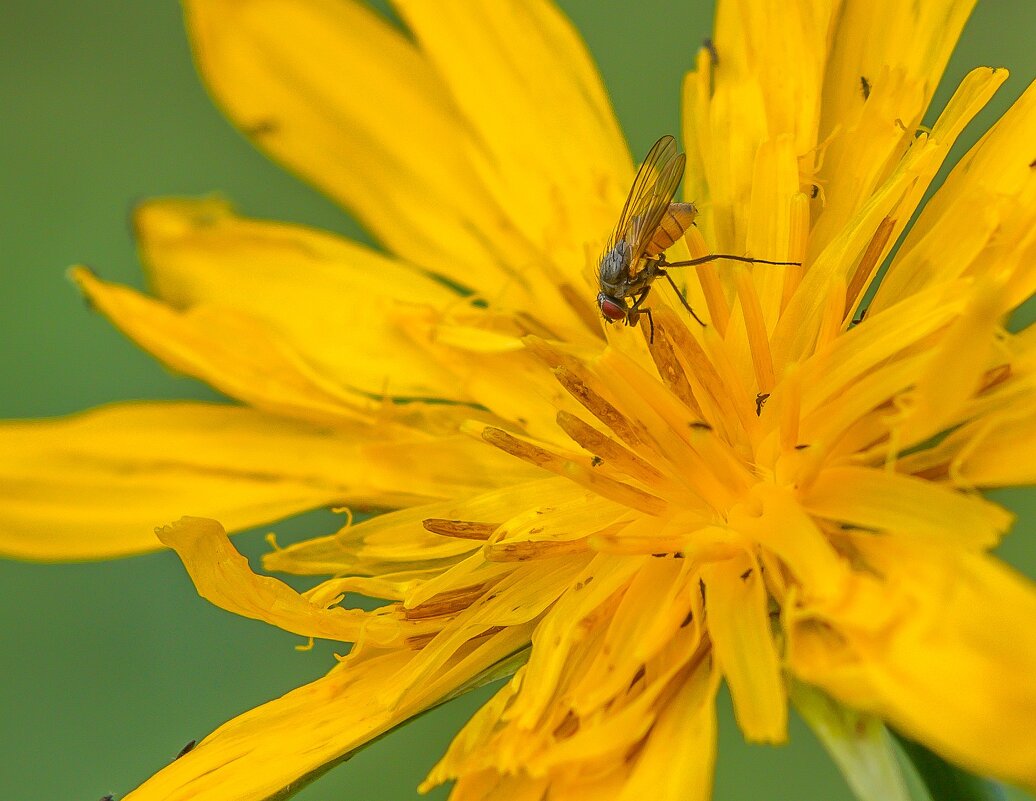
625,152,686,275
605,135,678,255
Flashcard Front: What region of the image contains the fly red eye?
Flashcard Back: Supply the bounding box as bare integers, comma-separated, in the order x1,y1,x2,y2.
598,295,626,322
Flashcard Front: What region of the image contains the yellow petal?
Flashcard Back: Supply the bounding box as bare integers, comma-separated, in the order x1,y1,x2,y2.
124,631,524,801
391,0,629,272
73,266,373,425
264,478,562,578
700,1,837,250
714,1,836,153
0,402,413,560
450,772,548,801
135,197,464,400
892,280,1009,451
729,483,852,603
801,466,1014,549
617,658,720,801
790,541,1036,791
505,555,644,730
183,0,518,292
156,516,398,643
872,76,1036,313
812,0,977,252
701,555,787,743
918,408,1036,487
774,66,1004,367
567,558,693,716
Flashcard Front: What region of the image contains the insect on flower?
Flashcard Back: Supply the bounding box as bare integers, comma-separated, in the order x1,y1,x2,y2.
596,135,801,341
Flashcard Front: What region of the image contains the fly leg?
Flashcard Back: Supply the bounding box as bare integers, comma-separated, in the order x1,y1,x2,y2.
627,286,655,343
658,269,706,327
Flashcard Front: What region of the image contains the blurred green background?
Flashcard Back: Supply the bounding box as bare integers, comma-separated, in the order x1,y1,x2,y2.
2,2,1035,799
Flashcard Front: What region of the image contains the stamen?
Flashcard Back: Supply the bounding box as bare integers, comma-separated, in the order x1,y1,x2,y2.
844,216,896,322
652,307,742,435
645,321,705,417
403,584,489,620
552,366,644,448
485,537,590,562
481,427,668,516
422,519,498,540
555,411,665,485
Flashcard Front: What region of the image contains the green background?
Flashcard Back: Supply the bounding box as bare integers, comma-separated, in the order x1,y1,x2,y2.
2,2,1035,799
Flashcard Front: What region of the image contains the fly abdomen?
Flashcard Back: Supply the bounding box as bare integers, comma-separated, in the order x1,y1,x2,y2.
646,202,697,255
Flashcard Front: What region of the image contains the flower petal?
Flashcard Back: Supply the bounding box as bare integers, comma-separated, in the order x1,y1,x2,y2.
811,0,978,251
801,466,1014,549
922,408,1036,487
789,540,1036,791
135,197,464,400
0,401,532,561
0,402,400,560
701,554,787,743
616,658,720,801
123,629,527,801
694,1,837,250
156,516,399,643
391,0,629,272
773,66,1004,367
73,266,373,424
872,77,1036,313
183,0,518,291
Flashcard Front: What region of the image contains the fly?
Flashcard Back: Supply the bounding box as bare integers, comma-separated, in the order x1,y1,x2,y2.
597,135,801,342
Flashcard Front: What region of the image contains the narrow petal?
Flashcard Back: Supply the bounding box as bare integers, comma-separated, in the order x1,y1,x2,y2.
701,555,787,743
264,478,562,577
617,659,720,801
73,267,373,425
0,402,412,560
183,0,520,291
773,66,1004,366
697,1,837,250
812,0,977,251
872,77,1036,313
728,484,852,603
789,541,1036,791
156,517,399,643
801,466,1014,549
0,401,533,561
135,197,465,400
124,631,525,801
911,408,1036,487
391,0,629,274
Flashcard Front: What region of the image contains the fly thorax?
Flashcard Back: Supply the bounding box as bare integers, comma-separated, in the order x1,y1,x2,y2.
598,240,632,293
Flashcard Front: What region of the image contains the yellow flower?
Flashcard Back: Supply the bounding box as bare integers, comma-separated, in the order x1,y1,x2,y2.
4,0,1036,799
